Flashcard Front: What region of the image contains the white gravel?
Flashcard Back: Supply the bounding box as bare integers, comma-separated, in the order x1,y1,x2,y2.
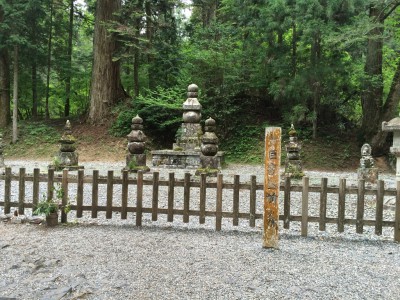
0,160,399,300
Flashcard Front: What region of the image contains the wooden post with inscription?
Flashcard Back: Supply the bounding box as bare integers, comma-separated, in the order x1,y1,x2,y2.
263,127,281,248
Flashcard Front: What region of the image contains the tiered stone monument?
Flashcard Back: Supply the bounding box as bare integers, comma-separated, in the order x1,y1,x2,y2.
284,124,303,178
357,143,378,183
152,84,224,169
0,133,5,169
196,117,220,175
382,114,400,180
125,115,150,172
173,83,202,151
50,120,83,170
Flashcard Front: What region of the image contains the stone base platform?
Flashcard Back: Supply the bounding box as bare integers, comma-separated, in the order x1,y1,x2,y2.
151,150,224,169
48,165,84,171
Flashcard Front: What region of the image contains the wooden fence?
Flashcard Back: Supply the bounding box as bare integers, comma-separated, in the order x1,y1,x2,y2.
0,167,399,242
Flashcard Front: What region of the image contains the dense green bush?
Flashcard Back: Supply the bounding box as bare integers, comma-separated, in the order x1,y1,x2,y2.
110,86,184,147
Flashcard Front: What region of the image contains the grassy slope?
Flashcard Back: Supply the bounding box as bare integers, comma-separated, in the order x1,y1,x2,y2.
0,119,387,171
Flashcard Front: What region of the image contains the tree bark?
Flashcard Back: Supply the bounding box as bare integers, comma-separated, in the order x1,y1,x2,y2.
361,6,384,146
12,45,18,143
45,0,54,120
65,0,74,117
0,6,10,128
88,0,126,124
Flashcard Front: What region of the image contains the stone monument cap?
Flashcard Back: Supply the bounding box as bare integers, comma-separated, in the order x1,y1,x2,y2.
382,114,400,131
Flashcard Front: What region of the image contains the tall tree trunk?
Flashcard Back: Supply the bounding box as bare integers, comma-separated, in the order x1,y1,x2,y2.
361,5,384,148
310,32,321,140
89,0,126,123
12,46,18,144
371,58,400,155
291,21,297,78
45,0,54,120
133,0,143,98
145,0,155,89
32,60,38,118
65,0,74,117
0,6,10,128
0,48,10,128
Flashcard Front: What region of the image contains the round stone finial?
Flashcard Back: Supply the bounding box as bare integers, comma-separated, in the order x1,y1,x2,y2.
188,84,198,92
288,124,297,136
205,117,216,126
65,120,71,130
132,114,143,124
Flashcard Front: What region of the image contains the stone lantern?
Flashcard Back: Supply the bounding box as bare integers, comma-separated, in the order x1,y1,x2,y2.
125,115,150,172
0,133,4,168
382,115,400,180
196,117,220,176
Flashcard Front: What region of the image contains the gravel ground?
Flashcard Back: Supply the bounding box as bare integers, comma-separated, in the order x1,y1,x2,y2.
0,160,399,300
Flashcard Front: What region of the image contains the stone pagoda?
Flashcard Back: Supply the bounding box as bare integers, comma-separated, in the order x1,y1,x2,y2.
151,84,224,169
0,133,5,168
125,115,150,172
284,124,303,178
50,120,83,170
196,117,220,176
357,143,378,183
173,83,203,151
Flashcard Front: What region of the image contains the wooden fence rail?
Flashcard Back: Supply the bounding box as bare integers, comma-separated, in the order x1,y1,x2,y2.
0,167,399,241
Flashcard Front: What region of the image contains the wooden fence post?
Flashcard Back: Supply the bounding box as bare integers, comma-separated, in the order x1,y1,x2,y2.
356,179,365,234
136,171,143,226
301,176,309,237
152,172,159,221
319,177,327,231
61,169,68,223
91,170,99,219
283,176,291,229
338,178,346,233
395,181,400,242
47,168,54,201
77,169,84,218
183,173,190,223
263,127,281,249
4,167,11,214
233,174,239,226
167,172,174,222
216,173,223,231
121,170,128,220
32,168,40,213
199,173,206,224
106,170,113,219
375,180,384,235
18,167,25,214
250,175,256,228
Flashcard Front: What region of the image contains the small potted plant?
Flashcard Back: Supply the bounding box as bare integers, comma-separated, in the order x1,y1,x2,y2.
34,185,69,226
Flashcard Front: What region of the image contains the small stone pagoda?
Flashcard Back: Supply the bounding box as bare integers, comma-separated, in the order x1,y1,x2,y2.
151,84,224,169
196,117,220,176
0,133,5,168
357,143,378,183
284,124,303,178
125,115,150,172
50,120,83,170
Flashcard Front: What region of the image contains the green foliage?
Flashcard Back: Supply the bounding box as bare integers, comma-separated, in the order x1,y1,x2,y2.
221,124,267,164
34,184,69,217
110,86,183,146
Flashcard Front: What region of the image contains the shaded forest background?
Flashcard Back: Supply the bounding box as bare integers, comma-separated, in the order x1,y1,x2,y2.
1,0,400,164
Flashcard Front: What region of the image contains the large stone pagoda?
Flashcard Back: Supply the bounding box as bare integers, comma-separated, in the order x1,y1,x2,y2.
151,84,224,169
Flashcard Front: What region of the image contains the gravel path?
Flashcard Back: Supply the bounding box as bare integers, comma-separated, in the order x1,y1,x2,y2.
0,160,399,300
